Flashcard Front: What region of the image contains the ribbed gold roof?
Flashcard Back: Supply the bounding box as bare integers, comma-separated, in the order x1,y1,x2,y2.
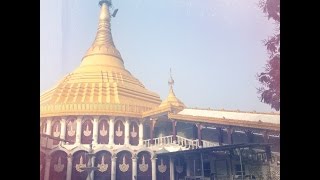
40,1,161,117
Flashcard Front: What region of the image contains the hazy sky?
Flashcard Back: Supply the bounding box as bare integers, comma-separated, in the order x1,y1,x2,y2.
40,0,278,113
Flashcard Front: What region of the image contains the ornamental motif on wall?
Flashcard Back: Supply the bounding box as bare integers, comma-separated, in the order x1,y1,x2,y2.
139,156,148,172
119,156,129,172
54,157,65,173
67,121,75,137
97,156,108,172
130,125,137,138
100,124,108,136
115,123,123,137
83,124,92,137
53,125,60,137
158,159,167,173
75,156,86,172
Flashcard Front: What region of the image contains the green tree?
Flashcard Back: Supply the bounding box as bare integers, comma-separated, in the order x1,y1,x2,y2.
257,0,280,111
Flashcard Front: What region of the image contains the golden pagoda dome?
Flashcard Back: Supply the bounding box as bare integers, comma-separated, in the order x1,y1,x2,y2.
40,1,161,118
159,70,185,109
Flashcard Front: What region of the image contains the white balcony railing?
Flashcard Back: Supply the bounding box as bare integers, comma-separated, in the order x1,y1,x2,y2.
143,135,173,147
143,135,218,149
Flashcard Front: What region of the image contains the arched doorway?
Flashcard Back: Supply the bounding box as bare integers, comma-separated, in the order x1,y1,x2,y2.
98,119,109,144
156,155,170,180
81,117,93,144
49,150,67,180
137,151,152,180
129,121,139,145
114,120,124,145
94,150,112,180
72,150,89,180
116,151,132,180
51,119,61,145
66,117,76,145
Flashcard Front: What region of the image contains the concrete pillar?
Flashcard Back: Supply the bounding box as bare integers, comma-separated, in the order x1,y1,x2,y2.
152,157,157,180
217,127,223,145
186,158,191,176
150,118,156,144
90,156,95,180
75,116,82,144
132,156,137,180
263,130,269,143
245,130,254,143
109,117,115,145
66,154,73,180
172,120,177,143
170,156,175,180
196,123,203,147
46,118,52,135
227,127,233,145
92,116,99,145
124,118,130,145
60,117,66,145
138,121,144,146
111,155,116,180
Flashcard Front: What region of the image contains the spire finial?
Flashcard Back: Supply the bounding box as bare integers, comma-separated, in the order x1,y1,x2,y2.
168,68,174,90
82,0,122,61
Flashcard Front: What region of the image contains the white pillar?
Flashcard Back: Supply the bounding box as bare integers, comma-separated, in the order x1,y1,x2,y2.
124,118,130,145
186,158,191,176
66,154,73,180
90,156,95,180
111,156,117,180
76,116,82,144
109,117,115,145
132,156,137,180
44,155,51,180
210,158,215,178
138,121,144,146
92,116,99,145
170,157,175,180
152,157,157,180
60,117,66,145
46,118,52,135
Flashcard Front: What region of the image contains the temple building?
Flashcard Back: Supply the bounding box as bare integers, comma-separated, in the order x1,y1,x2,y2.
40,0,280,180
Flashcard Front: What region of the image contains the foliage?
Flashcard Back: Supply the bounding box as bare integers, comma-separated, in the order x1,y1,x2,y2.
257,0,280,111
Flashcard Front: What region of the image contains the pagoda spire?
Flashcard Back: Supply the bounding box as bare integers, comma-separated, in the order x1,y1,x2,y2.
159,69,185,108
83,0,122,62
168,68,176,96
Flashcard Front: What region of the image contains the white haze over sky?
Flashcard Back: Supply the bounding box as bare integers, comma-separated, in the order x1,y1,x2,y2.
40,0,278,113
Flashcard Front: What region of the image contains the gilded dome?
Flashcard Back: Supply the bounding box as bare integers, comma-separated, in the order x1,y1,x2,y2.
40,2,161,118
